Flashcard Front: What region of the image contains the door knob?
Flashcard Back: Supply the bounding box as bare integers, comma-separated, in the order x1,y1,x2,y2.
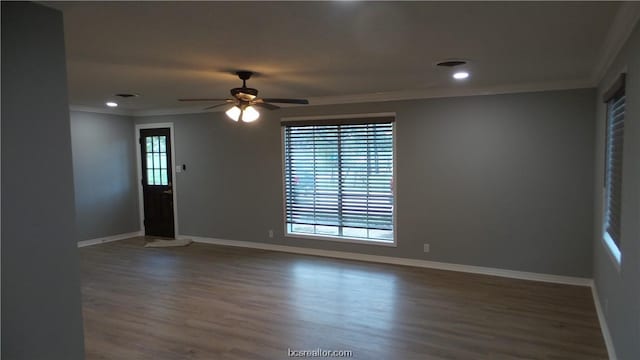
163,189,173,195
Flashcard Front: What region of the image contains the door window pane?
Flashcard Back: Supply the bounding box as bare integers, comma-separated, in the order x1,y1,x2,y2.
160,170,168,185
160,153,167,169
147,169,155,185
144,135,169,186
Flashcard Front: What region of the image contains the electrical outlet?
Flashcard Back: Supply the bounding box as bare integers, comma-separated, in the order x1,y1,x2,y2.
268,229,274,238
423,243,430,253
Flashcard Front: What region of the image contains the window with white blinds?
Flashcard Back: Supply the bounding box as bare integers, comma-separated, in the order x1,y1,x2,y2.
282,116,395,244
603,74,625,260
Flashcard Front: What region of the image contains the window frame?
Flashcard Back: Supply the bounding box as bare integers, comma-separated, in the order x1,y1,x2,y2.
601,73,626,268
143,135,170,186
280,113,398,247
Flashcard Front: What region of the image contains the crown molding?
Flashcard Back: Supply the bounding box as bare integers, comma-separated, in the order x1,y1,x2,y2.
304,79,593,107
69,105,133,116
127,78,593,118
591,2,640,85
131,105,220,117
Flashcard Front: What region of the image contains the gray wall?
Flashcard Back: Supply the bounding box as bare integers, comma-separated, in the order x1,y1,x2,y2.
593,22,640,360
136,88,595,277
1,2,85,359
70,111,139,241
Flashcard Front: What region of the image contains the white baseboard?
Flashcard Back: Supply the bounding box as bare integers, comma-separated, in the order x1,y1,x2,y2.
591,284,617,360
181,235,592,287
77,231,143,248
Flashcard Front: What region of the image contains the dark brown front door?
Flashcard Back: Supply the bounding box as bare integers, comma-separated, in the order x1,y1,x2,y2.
140,128,175,238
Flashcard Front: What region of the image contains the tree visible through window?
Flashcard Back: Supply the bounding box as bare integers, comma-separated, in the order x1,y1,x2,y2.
146,136,169,186
283,116,395,243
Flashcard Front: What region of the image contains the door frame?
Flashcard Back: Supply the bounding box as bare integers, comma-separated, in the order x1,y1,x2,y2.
135,122,179,238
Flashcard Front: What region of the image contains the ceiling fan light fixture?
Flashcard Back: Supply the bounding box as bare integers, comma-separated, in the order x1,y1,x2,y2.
242,106,260,123
180,70,308,122
225,106,241,121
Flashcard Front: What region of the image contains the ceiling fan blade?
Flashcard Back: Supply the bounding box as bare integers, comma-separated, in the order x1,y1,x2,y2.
178,98,231,102
260,98,309,105
254,102,280,110
203,103,232,110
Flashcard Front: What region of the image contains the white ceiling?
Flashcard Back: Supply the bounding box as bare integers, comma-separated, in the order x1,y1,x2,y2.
47,1,636,114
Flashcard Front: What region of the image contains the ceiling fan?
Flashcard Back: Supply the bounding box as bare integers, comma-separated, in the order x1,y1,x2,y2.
178,71,309,123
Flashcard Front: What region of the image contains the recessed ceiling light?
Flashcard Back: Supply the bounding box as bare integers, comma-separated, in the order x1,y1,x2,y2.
453,71,470,80
106,102,118,107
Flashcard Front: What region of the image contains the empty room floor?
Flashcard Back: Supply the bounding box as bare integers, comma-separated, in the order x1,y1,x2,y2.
80,238,607,359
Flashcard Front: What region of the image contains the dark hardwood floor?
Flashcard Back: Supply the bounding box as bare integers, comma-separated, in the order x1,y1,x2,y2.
80,238,607,359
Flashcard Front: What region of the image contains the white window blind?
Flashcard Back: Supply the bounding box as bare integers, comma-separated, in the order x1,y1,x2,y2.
603,74,625,249
283,117,395,243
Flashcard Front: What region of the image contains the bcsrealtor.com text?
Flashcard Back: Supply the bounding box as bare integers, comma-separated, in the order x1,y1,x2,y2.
288,348,353,358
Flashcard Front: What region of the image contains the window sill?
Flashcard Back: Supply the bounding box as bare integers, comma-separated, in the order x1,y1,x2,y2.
285,231,397,247
602,232,621,272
